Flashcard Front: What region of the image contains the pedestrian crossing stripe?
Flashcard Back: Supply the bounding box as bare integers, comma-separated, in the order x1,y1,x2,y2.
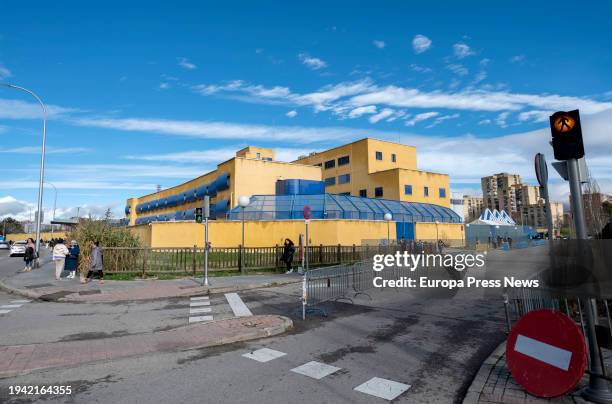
189,315,213,323
190,296,209,301
242,348,286,363
190,301,211,307
190,307,212,314
291,361,341,380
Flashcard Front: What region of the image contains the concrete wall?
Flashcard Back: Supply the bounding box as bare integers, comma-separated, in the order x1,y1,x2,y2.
5,232,69,242
130,219,390,248
414,222,464,243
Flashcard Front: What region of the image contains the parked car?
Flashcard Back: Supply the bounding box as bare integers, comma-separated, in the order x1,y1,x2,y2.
9,240,27,257
0,241,9,250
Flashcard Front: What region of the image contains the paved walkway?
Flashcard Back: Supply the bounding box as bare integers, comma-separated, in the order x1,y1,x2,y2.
0,314,292,378
463,342,612,404
0,258,301,302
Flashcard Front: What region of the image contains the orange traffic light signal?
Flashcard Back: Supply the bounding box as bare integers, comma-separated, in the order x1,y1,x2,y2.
549,110,584,160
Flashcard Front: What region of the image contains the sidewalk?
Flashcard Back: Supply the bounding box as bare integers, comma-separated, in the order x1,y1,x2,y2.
0,314,292,378
463,342,612,404
0,259,302,303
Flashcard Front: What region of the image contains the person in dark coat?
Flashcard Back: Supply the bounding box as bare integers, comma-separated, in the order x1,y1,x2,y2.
22,238,35,272
65,240,80,279
281,238,295,273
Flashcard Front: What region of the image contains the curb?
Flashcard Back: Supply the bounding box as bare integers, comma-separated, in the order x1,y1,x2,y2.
0,314,293,379
0,276,301,303
462,341,506,404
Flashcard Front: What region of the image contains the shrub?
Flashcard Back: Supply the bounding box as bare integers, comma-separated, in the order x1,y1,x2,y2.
67,220,141,273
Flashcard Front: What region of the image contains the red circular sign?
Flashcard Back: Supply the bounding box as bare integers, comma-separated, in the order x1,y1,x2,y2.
303,205,312,220
506,309,587,398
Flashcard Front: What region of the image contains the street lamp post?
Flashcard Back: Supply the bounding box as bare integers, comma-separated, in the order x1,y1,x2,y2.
0,83,47,262
238,196,250,274
45,182,57,238
384,213,392,247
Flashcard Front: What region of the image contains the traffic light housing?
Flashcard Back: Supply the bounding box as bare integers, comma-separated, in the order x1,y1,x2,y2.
195,208,203,223
549,109,584,160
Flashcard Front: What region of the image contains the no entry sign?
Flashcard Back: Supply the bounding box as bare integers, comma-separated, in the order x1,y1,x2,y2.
303,205,312,220
506,309,587,398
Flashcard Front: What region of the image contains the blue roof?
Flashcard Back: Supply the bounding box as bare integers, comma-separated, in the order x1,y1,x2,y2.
227,194,461,223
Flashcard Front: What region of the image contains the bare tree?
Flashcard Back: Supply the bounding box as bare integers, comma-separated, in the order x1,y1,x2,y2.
582,172,608,238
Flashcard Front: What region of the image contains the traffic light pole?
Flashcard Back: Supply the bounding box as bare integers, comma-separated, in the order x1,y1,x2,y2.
568,158,612,403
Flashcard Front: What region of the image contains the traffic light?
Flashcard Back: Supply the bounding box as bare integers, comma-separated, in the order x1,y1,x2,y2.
195,208,203,223
549,109,584,160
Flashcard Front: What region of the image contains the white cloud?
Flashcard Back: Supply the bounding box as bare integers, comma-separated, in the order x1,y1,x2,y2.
518,110,553,123
0,146,91,154
159,82,170,90
177,57,197,70
369,108,394,123
0,98,78,120
410,64,433,73
0,65,11,79
473,71,487,83
478,119,492,125
412,35,432,54
425,113,460,128
446,64,469,76
510,55,525,63
0,196,32,219
405,111,439,127
298,53,327,70
372,40,386,49
0,195,122,223
348,105,377,118
453,43,474,59
286,110,298,118
123,149,236,163
495,111,510,127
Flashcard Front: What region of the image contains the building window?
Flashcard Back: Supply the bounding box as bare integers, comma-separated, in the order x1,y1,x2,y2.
424,186,429,197
324,177,336,186
338,174,351,184
359,189,367,197
375,151,383,161
338,155,350,166
256,152,261,159
439,188,446,198
391,153,396,162
404,185,412,195
375,187,383,198
324,159,335,169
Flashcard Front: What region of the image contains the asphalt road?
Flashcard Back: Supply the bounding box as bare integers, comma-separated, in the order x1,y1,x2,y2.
0,247,543,403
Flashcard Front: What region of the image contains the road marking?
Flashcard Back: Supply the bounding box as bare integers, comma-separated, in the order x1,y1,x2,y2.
190,307,212,314
0,309,11,315
514,334,572,371
190,301,211,307
224,293,253,317
10,300,31,304
0,304,22,309
354,377,411,401
242,348,286,363
291,361,341,380
189,315,214,323
190,296,209,301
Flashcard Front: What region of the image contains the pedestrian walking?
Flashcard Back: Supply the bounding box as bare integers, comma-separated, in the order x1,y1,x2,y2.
85,241,104,284
52,238,69,280
281,238,295,274
22,238,35,272
65,240,80,279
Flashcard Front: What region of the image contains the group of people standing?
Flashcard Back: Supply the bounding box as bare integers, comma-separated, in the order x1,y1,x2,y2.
51,239,104,283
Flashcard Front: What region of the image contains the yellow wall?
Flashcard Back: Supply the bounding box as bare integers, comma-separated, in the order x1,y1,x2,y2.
127,156,321,225
131,220,390,248
5,232,69,242
293,138,449,207
414,222,464,244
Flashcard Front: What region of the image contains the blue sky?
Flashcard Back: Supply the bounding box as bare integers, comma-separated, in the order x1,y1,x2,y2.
1,1,612,221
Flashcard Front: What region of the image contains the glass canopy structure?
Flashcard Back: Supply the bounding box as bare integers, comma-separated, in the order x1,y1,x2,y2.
227,194,462,223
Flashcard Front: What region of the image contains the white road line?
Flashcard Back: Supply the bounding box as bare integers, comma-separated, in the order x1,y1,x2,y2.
190,296,209,301
190,301,211,307
189,315,213,323
0,310,12,315
190,307,212,314
354,377,411,401
514,334,572,371
10,300,31,304
224,293,253,317
242,348,286,363
290,361,341,380
0,304,22,309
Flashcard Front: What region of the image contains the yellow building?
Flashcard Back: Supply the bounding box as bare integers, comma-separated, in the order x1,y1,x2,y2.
126,146,321,226
293,138,450,207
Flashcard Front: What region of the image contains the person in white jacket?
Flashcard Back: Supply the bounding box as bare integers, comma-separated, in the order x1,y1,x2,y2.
52,239,69,280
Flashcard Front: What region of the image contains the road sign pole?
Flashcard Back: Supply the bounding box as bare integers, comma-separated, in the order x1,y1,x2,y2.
305,221,309,272
568,158,612,403
202,196,210,286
